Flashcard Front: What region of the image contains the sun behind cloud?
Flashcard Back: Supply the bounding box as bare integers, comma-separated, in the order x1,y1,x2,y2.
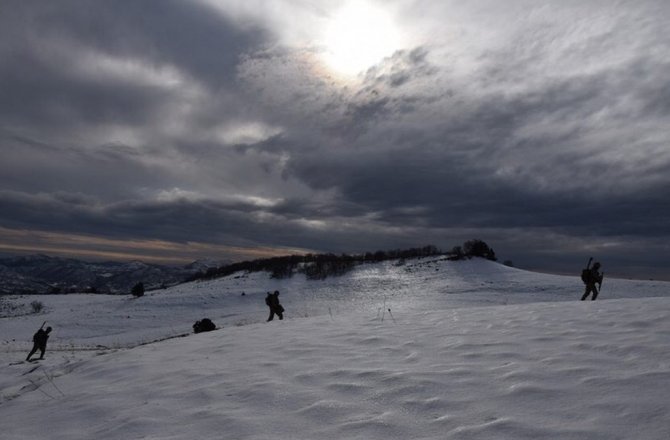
320,1,404,76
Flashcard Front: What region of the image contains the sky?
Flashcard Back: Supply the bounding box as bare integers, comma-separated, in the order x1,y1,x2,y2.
0,0,669,279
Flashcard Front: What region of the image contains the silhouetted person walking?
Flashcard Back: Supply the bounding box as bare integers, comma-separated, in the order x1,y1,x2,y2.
581,261,603,301
26,325,52,361
265,290,284,321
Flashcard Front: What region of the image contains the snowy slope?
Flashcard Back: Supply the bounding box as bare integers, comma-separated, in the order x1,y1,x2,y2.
1,258,669,439
2,258,667,349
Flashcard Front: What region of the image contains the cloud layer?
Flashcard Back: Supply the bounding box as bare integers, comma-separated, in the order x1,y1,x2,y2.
1,0,669,279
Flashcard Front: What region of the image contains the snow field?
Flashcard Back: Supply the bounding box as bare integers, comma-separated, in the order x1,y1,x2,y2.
1,258,669,439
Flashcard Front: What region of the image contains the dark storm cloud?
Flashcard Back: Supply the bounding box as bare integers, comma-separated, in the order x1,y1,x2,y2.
0,189,266,243
0,1,669,278
362,47,437,88
253,3,670,277
0,188,411,255
288,145,670,236
276,19,670,222
0,51,172,129
0,0,266,147
1,133,167,200
2,0,263,83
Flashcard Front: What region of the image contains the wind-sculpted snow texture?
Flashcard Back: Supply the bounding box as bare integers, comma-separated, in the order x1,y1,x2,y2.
1,258,669,439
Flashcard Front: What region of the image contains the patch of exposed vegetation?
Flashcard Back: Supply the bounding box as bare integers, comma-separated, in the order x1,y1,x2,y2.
187,241,497,282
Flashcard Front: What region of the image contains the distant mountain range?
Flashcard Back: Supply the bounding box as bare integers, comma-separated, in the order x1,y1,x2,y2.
0,255,229,295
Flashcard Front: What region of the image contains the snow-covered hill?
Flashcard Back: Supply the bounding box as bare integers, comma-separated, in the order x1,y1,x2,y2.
1,257,669,439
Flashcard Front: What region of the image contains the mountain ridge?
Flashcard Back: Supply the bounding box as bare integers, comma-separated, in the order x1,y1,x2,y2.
0,254,228,294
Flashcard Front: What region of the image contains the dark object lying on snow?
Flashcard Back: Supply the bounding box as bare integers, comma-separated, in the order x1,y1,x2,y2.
193,318,216,333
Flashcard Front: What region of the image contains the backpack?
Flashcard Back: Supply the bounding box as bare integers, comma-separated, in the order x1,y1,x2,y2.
580,268,590,284
33,329,45,343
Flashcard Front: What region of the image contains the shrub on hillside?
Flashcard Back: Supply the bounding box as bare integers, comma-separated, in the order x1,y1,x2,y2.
186,245,446,283
448,240,497,261
131,282,145,297
30,300,44,313
193,318,216,333
300,257,357,280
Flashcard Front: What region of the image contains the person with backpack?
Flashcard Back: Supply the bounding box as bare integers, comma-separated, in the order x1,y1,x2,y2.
26,324,52,361
581,260,603,301
265,290,284,321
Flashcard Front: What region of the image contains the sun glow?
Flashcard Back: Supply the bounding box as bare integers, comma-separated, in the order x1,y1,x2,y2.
321,1,403,76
